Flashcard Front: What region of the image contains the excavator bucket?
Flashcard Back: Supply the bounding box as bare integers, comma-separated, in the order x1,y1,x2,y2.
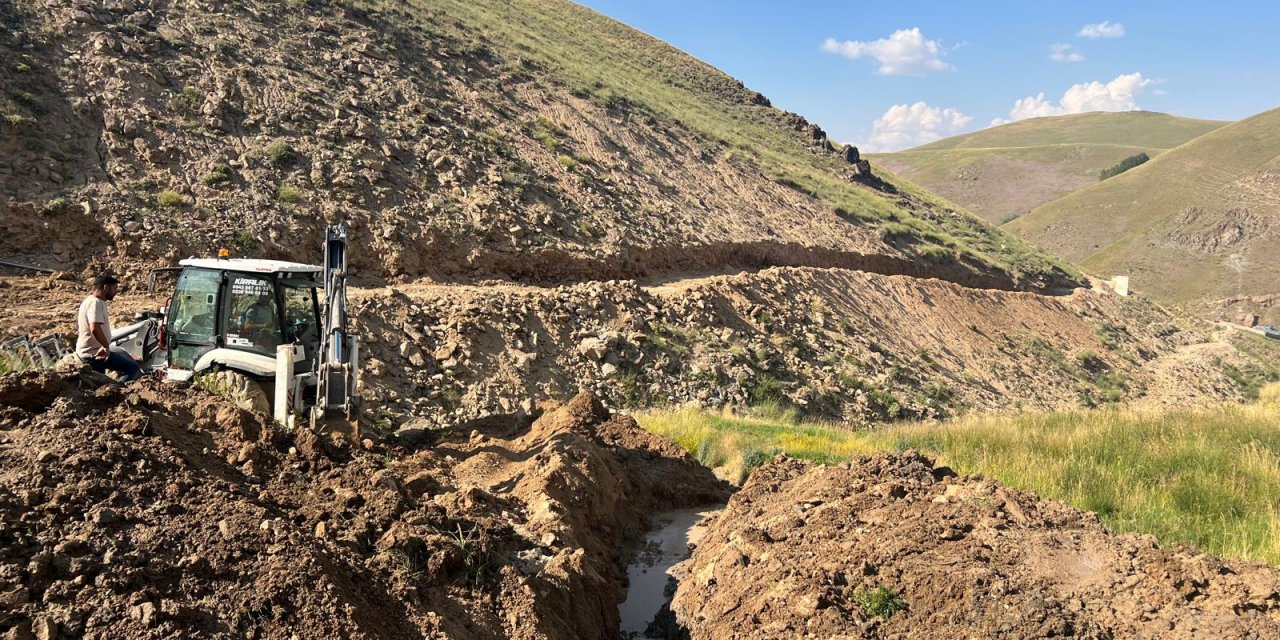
311,407,361,443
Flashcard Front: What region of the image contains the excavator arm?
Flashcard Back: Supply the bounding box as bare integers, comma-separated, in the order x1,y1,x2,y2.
310,224,362,438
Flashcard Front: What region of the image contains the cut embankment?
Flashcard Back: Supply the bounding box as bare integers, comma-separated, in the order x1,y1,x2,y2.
428,240,1077,294
669,452,1280,639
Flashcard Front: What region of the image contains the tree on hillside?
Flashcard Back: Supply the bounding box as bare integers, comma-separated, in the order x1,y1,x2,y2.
1099,152,1150,181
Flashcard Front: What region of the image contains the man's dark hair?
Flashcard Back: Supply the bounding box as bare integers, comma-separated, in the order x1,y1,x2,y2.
93,274,120,289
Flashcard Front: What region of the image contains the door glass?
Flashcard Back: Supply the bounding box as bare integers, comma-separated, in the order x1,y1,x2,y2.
222,274,282,356
282,283,319,364
167,269,220,369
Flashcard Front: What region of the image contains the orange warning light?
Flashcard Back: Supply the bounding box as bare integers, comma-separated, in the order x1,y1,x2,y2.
218,248,230,259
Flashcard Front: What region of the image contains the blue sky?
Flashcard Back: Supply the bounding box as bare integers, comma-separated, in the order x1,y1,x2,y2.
575,1,1280,151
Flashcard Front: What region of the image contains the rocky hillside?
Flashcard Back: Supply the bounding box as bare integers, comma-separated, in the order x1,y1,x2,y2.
872,111,1226,224
1006,107,1280,323
0,0,1069,290
1,0,1276,428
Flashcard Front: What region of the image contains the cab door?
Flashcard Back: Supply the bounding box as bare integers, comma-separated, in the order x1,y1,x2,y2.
165,268,222,370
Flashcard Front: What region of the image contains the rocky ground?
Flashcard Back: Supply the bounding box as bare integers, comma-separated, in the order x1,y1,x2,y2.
0,366,729,639
671,452,1280,639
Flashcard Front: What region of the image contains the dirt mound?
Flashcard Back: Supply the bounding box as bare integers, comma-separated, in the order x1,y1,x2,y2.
347,267,1262,430
0,369,728,639
670,452,1280,639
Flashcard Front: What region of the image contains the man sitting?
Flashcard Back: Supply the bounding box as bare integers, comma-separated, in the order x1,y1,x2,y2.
77,274,141,383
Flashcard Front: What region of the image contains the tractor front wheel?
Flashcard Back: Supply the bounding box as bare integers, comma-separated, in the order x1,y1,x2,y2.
199,369,272,415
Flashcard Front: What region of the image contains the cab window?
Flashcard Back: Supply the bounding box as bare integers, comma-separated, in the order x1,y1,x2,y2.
167,268,220,369
222,274,282,355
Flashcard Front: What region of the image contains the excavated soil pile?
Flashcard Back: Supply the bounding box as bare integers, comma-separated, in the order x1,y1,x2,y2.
0,368,729,640
671,453,1280,639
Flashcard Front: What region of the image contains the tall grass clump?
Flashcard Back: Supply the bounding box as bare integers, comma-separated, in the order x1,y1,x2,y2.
637,406,875,483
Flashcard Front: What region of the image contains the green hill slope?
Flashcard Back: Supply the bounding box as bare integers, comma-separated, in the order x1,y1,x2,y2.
1005,107,1280,320
915,111,1227,151
872,112,1227,224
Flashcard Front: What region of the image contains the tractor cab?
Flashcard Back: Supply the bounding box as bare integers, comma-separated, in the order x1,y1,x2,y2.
163,258,322,383
143,225,360,436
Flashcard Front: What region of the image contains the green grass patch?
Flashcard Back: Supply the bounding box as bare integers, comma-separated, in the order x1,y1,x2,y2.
277,183,303,203
854,585,906,620
638,387,1280,564
156,189,187,208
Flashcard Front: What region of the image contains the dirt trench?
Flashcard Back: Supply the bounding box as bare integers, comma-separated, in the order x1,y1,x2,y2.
0,367,729,640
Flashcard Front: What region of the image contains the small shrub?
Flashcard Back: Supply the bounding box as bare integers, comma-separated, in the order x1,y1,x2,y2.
865,386,904,421
42,197,71,214
201,163,233,186
531,115,563,150
13,91,40,111
746,374,784,407
448,523,489,591
263,142,296,167
277,183,302,203
556,154,576,169
0,350,33,373
3,113,31,127
1076,350,1108,373
919,245,954,264
156,189,187,208
854,585,906,620
170,86,203,114
232,229,258,252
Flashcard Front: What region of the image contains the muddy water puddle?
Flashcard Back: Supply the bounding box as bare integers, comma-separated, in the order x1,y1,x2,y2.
618,505,723,638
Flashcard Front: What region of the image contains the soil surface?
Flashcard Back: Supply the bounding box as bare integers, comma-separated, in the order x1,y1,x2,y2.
0,367,728,639
671,452,1280,639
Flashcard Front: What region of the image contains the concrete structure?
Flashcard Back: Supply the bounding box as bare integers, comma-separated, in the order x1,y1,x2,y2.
1110,275,1130,297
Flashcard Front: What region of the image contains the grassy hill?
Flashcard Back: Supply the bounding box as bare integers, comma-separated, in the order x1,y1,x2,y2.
872,112,1227,224
1005,107,1280,320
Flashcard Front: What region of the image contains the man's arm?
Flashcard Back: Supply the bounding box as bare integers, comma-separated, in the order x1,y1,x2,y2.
91,322,110,358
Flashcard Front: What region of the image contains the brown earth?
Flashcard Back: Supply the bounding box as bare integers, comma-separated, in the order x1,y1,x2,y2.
670,453,1280,639
0,366,729,639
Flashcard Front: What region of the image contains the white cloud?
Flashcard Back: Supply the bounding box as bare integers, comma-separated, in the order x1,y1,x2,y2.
993,73,1152,125
822,28,953,76
867,102,972,151
1049,43,1084,63
1078,21,1125,38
